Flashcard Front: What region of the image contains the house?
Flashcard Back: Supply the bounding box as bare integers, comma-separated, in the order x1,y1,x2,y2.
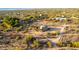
40,25,48,31
51,16,67,21
55,17,66,21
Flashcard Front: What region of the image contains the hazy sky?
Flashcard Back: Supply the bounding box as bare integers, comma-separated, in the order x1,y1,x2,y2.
0,8,28,11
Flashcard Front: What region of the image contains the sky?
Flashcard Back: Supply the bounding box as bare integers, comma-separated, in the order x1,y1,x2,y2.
0,8,17,10
0,8,28,11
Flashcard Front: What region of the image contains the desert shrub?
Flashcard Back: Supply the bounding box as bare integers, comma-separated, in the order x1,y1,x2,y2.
47,32,52,38
47,41,52,48
56,31,60,35
15,47,22,50
57,41,63,47
16,26,23,31
57,41,72,47
22,35,54,49
65,41,72,47
22,35,34,44
15,36,20,40
72,42,79,48
33,40,40,48
3,28,12,32
24,16,34,23
23,29,28,33
22,35,37,49
0,16,3,19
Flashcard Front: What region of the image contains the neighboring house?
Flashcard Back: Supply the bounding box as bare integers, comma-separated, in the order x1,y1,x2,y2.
51,17,67,21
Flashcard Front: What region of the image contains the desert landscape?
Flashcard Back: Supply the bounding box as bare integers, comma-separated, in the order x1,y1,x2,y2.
0,8,79,50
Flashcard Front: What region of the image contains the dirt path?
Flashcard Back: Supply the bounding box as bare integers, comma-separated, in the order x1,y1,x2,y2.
49,24,70,44
57,24,69,40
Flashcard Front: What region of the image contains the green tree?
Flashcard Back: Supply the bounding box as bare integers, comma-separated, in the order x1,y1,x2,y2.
3,16,20,28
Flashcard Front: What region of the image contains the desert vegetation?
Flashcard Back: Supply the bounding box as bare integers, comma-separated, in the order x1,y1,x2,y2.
0,8,79,50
